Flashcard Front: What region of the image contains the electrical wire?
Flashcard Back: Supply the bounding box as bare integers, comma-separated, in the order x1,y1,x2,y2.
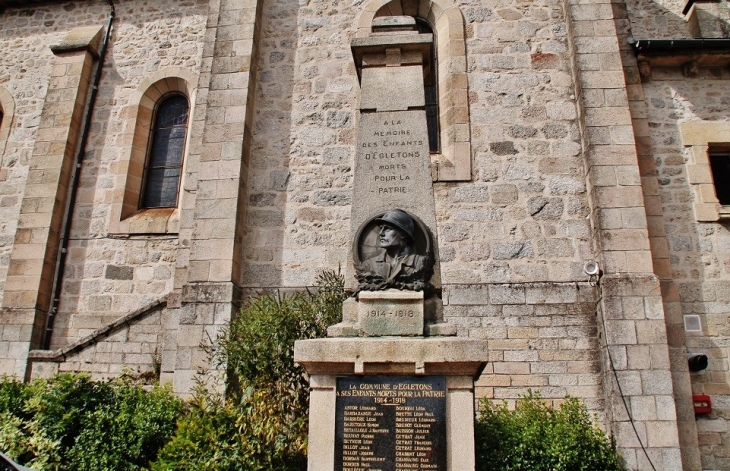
595,287,658,471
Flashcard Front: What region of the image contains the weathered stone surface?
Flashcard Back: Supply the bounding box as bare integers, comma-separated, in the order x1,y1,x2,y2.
360,66,425,111
0,0,724,465
357,289,424,336
105,265,134,280
294,337,488,376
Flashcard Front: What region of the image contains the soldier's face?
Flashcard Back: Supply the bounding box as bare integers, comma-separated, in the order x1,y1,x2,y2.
379,224,406,249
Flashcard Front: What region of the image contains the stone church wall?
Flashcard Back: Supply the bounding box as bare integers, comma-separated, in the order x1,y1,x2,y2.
241,0,601,414
0,0,207,354
242,0,591,288
624,0,692,39
642,73,730,471
2,0,728,467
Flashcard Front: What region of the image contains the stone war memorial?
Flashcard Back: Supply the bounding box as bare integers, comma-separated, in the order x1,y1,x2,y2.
295,19,487,470
3,0,730,468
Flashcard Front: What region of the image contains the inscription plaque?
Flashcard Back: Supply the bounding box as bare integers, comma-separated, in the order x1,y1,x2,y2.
335,376,446,471
356,112,429,204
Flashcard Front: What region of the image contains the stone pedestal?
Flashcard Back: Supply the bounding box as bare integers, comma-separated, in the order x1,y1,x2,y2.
358,290,423,336
328,290,457,338
294,337,487,471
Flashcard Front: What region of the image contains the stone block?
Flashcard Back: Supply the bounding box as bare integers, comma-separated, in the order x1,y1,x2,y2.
646,421,680,448
447,285,488,305
425,322,457,336
357,290,424,336
580,71,625,89
694,202,719,222
341,297,358,323
679,121,730,146
604,319,637,345
489,284,526,305
360,66,425,111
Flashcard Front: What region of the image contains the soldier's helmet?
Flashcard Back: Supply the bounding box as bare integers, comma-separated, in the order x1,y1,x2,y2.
374,209,416,241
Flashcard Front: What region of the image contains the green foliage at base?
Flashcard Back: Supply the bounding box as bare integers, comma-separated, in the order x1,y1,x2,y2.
475,392,627,471
151,270,347,471
0,374,182,471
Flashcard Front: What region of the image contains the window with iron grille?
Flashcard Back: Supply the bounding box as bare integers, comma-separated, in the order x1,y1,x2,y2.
141,94,189,209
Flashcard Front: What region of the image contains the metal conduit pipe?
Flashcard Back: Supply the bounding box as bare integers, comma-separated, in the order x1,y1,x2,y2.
42,0,116,350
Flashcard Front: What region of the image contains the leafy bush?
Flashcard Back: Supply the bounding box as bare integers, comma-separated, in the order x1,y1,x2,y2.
0,374,182,471
475,392,627,471
0,271,346,471
152,270,347,471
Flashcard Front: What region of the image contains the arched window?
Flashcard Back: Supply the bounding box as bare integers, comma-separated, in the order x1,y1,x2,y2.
362,0,471,180
141,94,189,208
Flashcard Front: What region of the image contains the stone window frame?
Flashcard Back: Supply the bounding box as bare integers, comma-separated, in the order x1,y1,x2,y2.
679,121,730,222
109,67,197,235
356,0,471,182
0,85,14,159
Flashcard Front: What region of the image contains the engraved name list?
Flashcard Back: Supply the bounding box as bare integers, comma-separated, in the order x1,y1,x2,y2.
334,376,446,471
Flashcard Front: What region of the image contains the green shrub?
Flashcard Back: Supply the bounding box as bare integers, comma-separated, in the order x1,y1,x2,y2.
67,379,183,470
475,392,627,471
0,374,182,471
152,270,347,471
0,376,34,420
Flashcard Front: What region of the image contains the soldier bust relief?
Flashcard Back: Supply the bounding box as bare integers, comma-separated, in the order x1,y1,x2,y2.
355,209,434,293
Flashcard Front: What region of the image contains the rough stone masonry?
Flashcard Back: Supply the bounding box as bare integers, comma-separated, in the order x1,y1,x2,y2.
0,0,729,468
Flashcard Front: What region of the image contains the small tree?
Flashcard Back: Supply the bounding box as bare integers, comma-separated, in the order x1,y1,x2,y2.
475,392,627,471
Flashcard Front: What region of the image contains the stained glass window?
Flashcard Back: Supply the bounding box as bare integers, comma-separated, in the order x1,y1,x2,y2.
142,94,189,208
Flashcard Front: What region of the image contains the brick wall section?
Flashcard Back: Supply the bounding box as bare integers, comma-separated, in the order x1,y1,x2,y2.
0,26,102,378
239,0,595,289
28,299,167,382
444,282,604,408
0,3,107,312
0,1,209,358
567,0,685,468
624,0,691,39
184,0,262,288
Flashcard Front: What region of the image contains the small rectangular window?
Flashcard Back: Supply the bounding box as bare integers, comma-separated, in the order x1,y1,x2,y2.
709,152,730,205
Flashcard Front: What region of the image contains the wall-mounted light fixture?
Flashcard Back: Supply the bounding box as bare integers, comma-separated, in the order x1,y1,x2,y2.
583,261,600,286
583,260,600,276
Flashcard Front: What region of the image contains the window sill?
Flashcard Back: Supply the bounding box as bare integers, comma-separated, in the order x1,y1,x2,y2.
719,206,730,220
430,143,471,182
109,208,179,235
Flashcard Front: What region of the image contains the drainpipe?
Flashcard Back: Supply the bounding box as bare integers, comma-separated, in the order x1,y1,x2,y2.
43,0,116,350
628,37,730,54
